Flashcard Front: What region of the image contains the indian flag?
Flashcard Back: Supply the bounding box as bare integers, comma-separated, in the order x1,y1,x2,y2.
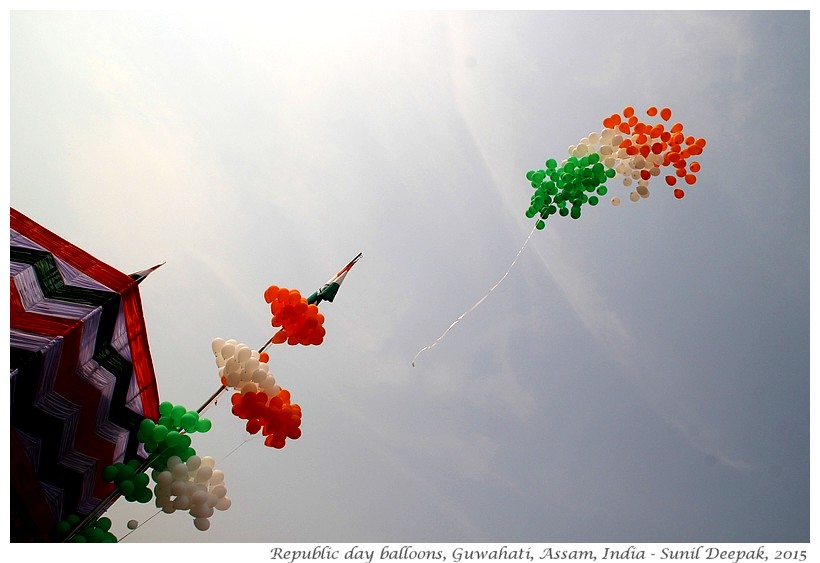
307,252,362,305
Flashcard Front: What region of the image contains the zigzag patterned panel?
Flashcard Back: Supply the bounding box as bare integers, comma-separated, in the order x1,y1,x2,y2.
10,208,161,542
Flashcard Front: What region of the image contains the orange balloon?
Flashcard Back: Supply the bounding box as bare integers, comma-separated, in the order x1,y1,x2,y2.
665,176,677,186
689,161,701,173
646,106,658,117
674,188,685,199
623,106,635,118
660,107,672,120
684,174,697,185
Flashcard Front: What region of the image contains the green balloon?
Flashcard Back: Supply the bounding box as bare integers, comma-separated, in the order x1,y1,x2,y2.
152,424,169,442
171,404,186,424
546,158,557,169
164,430,181,447
159,401,174,416
118,480,135,497
196,418,212,433
136,487,153,504
102,464,119,483
134,472,150,488
535,219,545,230
570,206,582,219
54,520,71,538
96,517,112,531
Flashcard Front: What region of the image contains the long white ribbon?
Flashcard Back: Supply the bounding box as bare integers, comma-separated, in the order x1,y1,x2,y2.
411,223,538,366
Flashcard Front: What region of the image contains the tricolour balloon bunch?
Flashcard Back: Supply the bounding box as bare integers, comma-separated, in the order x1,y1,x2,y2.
526,105,706,229
153,454,231,532
53,515,117,542
264,285,326,346
212,337,303,448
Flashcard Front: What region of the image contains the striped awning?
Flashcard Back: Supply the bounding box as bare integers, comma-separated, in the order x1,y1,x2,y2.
10,208,161,542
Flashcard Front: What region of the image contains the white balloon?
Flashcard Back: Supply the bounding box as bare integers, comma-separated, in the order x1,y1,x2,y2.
173,495,191,510
171,480,188,496
588,132,600,144
629,191,640,202
611,197,621,206
632,155,646,170
209,469,225,485
252,368,268,384
211,338,225,354
220,343,236,360
155,471,173,487
186,456,202,472
196,466,214,483
226,371,241,388
206,492,219,508
194,518,211,532
191,489,209,506
216,496,232,511
201,456,216,468
240,381,258,395
260,375,277,391
244,358,260,373
236,346,252,363
127,520,139,530
224,357,240,375
211,484,228,498
173,463,189,480
167,456,182,469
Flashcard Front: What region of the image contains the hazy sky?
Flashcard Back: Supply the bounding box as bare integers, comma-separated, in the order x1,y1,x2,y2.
8,8,811,548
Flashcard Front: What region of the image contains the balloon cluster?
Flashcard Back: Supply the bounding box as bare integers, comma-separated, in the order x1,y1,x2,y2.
102,459,153,503
212,337,280,396
230,388,303,449
153,454,231,531
53,515,117,542
526,105,706,227
212,337,303,448
264,285,326,346
138,402,212,470
526,153,615,227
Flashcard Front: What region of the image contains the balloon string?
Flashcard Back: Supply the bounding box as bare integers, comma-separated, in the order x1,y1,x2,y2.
411,223,538,367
